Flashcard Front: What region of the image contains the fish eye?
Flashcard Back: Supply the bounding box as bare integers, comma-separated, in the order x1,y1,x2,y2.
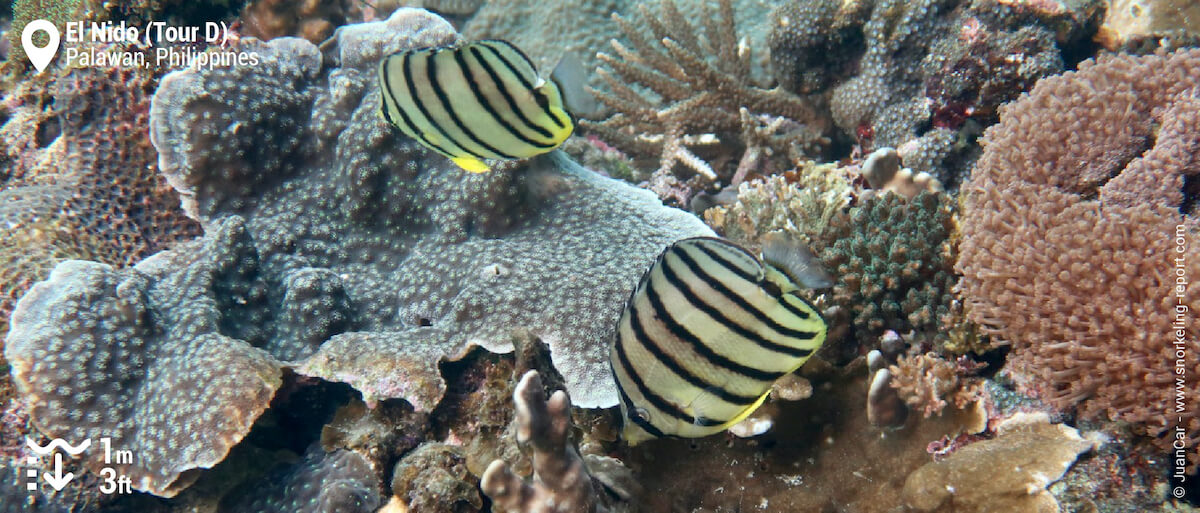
633,407,650,422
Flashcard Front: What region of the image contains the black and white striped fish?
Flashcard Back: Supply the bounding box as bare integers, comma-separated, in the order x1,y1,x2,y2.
610,234,829,444
378,40,588,173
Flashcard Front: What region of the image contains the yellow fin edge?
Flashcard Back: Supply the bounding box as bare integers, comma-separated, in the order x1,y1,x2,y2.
716,389,773,431
451,156,491,173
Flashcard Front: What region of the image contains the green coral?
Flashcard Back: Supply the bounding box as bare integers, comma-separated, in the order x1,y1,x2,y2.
816,192,957,355
8,0,85,71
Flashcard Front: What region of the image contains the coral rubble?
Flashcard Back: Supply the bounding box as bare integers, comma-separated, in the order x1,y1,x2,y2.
956,48,1200,468
388,443,482,513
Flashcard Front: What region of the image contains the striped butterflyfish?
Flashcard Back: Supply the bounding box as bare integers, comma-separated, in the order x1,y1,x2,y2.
378,39,581,173
610,233,830,445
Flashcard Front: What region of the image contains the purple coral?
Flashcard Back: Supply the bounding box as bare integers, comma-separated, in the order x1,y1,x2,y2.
956,48,1200,468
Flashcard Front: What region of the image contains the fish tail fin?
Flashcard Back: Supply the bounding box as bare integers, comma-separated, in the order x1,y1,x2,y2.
452,156,491,173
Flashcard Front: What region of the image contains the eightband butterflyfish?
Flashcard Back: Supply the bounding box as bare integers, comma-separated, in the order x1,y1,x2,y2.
609,233,830,445
378,40,590,173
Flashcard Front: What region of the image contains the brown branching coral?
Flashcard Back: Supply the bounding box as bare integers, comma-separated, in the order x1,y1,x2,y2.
583,0,829,206
956,48,1200,467
481,371,615,513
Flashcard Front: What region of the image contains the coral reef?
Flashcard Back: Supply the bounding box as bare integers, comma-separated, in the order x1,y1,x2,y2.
623,364,989,511
146,5,710,409
816,192,958,354
5,253,284,497
889,353,985,418
481,370,621,513
701,168,956,354
956,48,1200,467
0,64,200,340
767,0,870,94
216,447,381,513
771,0,1103,186
464,0,626,76
702,165,853,252
6,0,86,72
320,398,429,470
240,0,364,43
902,412,1096,512
464,0,777,89
859,147,944,199
583,0,829,206
1097,0,1200,51
388,0,485,17
388,443,482,513
4,7,712,498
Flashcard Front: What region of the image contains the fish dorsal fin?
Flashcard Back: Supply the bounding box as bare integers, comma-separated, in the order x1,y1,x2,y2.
476,39,539,88
551,51,599,118
761,231,834,291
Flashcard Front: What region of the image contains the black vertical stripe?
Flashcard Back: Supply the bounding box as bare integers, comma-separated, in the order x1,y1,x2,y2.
483,40,538,77
401,52,479,159
455,49,557,149
627,299,761,405
673,247,819,341
478,42,567,130
426,50,517,160
660,255,816,358
610,360,670,439
613,324,720,426
382,56,456,158
689,238,761,282
778,293,821,322
468,46,556,141
478,40,535,90
644,277,785,382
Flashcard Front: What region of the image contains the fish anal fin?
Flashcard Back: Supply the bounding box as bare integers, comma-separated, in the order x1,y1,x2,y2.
452,156,491,173
718,389,771,431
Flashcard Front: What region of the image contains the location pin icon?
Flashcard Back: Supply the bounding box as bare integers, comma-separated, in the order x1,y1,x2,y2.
22,20,61,73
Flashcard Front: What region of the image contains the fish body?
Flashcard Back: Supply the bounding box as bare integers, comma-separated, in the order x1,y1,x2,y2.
378,39,574,173
610,236,827,445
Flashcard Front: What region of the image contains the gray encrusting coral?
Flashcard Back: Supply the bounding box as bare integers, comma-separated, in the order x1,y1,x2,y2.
4,7,711,498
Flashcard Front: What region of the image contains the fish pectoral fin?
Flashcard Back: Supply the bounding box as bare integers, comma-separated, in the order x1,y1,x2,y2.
551,51,599,118
451,156,491,173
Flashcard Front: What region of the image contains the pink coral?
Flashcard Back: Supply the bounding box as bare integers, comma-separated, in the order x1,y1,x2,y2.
956,48,1200,467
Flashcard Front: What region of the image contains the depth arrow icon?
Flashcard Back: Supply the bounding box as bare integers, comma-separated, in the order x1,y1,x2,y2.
43,453,73,491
